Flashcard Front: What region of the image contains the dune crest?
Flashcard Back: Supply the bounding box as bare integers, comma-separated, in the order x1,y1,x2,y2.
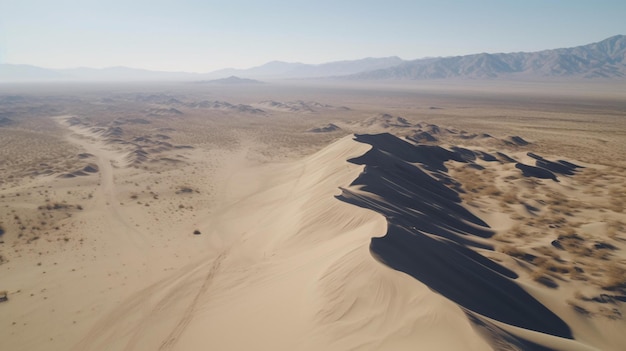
59,135,498,351
2,82,625,351
337,133,626,350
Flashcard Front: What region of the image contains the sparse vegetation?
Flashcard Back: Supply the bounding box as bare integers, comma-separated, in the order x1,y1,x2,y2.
176,186,196,194
567,300,592,316
532,271,559,288
601,264,626,293
500,190,519,205
0,77,625,350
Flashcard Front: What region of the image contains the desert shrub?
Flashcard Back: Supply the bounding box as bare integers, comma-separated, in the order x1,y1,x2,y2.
534,246,562,261
501,245,524,256
546,191,568,206
532,270,559,288
43,202,71,211
540,260,570,274
601,264,626,292
501,190,519,205
176,186,195,194
569,267,587,281
484,185,502,197
491,232,513,243
606,220,625,240
609,198,624,213
507,224,527,238
567,300,592,316
501,245,537,262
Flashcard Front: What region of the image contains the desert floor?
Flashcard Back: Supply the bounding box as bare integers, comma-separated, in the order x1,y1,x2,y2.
1,80,625,350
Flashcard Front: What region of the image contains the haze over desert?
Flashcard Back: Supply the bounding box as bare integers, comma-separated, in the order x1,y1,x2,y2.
2,1,626,347
0,76,624,351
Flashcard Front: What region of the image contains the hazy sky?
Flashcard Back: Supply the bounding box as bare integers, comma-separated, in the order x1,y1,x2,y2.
1,0,625,72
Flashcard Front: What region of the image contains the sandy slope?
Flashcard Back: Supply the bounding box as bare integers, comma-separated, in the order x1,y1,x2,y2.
1,122,487,350
59,134,491,351
2,110,625,350
1,117,225,350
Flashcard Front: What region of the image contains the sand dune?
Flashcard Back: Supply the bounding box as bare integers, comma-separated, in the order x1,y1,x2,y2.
257,100,349,114
43,134,497,351
307,123,342,133
1,82,625,351
339,134,575,345
53,132,625,350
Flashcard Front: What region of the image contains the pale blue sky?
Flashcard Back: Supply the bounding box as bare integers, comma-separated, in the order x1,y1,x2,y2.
1,0,624,72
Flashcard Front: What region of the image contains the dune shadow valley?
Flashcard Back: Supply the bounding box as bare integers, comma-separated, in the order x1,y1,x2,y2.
1,77,626,351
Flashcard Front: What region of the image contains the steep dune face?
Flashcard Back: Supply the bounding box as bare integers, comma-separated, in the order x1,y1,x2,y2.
337,134,571,338
337,133,625,351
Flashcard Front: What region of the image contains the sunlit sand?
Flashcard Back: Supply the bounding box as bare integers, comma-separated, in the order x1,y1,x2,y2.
1,81,625,350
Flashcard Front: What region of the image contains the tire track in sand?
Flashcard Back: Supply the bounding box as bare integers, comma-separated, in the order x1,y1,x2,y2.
157,252,226,351
56,116,229,350
55,116,146,248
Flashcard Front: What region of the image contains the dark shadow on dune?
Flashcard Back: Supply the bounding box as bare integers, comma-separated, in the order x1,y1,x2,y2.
467,313,558,351
517,153,583,181
515,163,558,181
350,133,466,172
496,151,517,163
528,152,583,176
337,133,573,340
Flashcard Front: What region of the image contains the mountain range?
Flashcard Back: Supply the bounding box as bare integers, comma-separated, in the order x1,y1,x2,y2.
1,35,624,82
208,56,405,79
352,35,626,80
0,57,404,82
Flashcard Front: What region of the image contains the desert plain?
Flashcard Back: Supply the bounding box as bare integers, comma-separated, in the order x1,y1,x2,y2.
0,79,625,350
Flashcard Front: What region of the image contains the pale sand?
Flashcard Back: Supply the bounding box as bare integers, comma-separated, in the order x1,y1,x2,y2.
1,127,490,350
1,82,625,350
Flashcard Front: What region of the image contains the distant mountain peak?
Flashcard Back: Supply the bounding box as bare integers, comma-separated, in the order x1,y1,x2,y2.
199,56,405,80
194,76,263,84
350,34,626,80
